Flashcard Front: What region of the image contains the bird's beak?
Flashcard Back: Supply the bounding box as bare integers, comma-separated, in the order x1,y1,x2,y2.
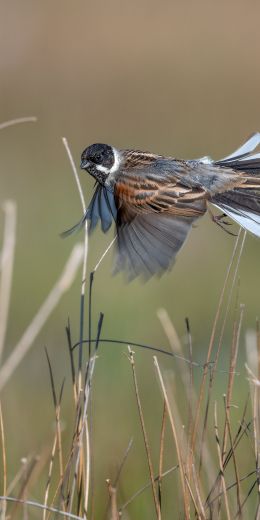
80,160,90,170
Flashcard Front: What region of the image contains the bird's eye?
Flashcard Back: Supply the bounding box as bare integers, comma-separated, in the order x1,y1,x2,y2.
89,153,103,164
95,154,102,163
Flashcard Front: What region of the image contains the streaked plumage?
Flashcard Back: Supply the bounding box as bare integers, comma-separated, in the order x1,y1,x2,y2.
63,133,260,279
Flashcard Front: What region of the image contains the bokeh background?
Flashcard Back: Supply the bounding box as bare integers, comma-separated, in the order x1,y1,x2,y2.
1,0,260,517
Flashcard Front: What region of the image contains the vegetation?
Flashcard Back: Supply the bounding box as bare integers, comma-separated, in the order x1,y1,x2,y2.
0,120,260,519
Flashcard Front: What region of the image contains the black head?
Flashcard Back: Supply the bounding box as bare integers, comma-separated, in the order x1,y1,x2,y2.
80,143,117,181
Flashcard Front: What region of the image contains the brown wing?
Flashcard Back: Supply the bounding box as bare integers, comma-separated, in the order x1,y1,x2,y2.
114,166,207,279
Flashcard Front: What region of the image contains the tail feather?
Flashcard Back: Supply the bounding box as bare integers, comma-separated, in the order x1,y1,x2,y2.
217,157,260,175
216,132,260,162
212,190,260,238
212,132,260,237
215,132,260,174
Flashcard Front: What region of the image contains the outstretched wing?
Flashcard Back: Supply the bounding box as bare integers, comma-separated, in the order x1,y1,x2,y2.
114,165,207,279
87,184,117,232
61,185,117,238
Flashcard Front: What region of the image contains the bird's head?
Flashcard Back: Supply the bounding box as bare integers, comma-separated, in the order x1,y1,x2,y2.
80,143,121,185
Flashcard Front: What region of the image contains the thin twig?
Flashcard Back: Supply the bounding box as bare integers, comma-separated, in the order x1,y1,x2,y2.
0,243,84,391
205,396,251,506
199,231,246,482
157,310,198,482
190,229,242,470
84,422,91,518
253,384,260,515
11,456,39,518
212,232,246,377
114,438,133,489
6,456,32,496
256,318,260,516
45,347,65,499
154,356,189,519
66,319,77,403
0,117,37,131
0,496,84,519
72,338,240,375
106,480,119,520
222,304,245,459
104,438,133,519
213,300,245,515
235,480,257,519
185,317,194,457
223,395,242,517
62,138,86,215
158,400,167,509
43,436,58,520
191,464,206,520
0,403,6,520
119,465,178,513
206,469,257,510
184,475,203,519
214,402,231,520
88,273,94,362
62,137,88,385
93,237,117,273
128,348,161,519
68,315,103,515
0,200,16,364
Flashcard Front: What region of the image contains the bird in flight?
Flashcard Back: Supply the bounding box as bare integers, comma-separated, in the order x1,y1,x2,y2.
63,133,260,279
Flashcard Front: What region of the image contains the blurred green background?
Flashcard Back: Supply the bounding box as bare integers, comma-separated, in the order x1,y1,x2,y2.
1,0,260,517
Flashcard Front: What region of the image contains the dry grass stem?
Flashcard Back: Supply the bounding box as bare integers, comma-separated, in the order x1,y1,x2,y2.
157,309,199,482
104,439,133,519
0,403,6,520
62,136,89,383
253,387,260,501
119,464,178,513
43,436,58,520
211,232,246,379
157,308,182,353
0,243,84,392
190,229,243,465
62,137,86,215
158,400,167,507
93,237,117,273
84,421,91,517
214,402,231,520
224,395,243,516
0,117,37,131
45,349,65,483
184,475,203,519
66,320,78,404
128,347,161,519
154,356,190,519
106,480,120,520
8,456,40,518
0,496,84,519
0,200,16,364
68,315,102,516
6,456,32,496
222,304,245,460
185,318,194,451
191,464,206,519
157,309,194,419
206,469,257,511
199,232,246,477
245,320,260,474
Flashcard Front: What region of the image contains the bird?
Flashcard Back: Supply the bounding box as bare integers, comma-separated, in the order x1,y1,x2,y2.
63,133,260,279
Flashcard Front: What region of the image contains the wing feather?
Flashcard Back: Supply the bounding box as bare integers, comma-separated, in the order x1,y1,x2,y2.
113,160,208,278
114,213,196,279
